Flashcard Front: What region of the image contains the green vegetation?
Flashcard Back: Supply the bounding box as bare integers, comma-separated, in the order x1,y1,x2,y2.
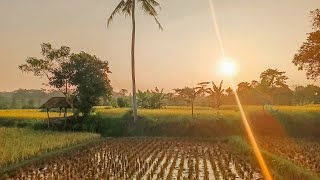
0,127,99,168
2,105,320,138
228,136,319,180
19,43,113,117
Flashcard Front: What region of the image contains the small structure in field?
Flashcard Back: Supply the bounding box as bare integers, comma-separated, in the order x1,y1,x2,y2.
39,97,72,127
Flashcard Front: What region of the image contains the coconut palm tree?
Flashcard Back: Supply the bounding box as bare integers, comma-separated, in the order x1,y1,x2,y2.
107,0,162,122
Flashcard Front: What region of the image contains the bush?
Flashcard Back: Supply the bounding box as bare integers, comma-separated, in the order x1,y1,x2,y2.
117,97,129,108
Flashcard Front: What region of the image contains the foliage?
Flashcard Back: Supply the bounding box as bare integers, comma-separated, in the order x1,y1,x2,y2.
203,81,225,108
19,44,112,117
117,97,130,108
107,0,163,30
293,9,320,80
19,43,73,103
293,85,320,105
119,89,128,96
228,136,319,180
235,69,292,105
174,86,204,118
0,127,99,168
63,52,113,116
137,87,166,109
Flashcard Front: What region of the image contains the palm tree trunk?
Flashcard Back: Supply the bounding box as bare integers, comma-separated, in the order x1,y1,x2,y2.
131,0,138,123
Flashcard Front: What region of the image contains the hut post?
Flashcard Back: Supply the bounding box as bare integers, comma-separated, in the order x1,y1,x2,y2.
64,108,67,117
47,108,50,128
59,108,62,117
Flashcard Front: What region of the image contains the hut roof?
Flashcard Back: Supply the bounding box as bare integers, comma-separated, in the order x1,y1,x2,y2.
39,97,72,109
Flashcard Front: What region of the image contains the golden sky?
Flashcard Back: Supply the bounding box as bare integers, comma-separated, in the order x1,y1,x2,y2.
0,0,320,92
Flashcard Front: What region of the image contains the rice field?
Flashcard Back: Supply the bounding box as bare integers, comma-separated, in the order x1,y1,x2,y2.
2,138,263,180
0,127,100,168
1,106,320,179
257,136,320,175
0,109,62,120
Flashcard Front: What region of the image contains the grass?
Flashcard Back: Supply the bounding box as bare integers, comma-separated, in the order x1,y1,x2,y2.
227,136,320,180
0,109,62,120
95,105,320,137
2,105,320,137
0,127,100,168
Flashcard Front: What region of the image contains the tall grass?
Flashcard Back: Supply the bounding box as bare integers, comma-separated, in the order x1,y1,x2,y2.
0,127,99,168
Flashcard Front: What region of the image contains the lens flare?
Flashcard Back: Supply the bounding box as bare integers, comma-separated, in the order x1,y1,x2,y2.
232,84,273,180
208,0,272,179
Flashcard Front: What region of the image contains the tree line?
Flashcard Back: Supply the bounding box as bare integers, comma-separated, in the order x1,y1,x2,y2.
5,7,320,121
111,67,320,109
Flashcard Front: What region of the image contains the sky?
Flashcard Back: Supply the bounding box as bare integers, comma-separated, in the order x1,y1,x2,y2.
0,0,320,92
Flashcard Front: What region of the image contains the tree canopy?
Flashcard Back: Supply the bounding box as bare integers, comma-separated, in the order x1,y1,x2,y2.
19,43,112,116
293,9,320,80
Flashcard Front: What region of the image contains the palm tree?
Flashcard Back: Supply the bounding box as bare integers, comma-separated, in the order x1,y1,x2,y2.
206,80,225,108
107,0,162,123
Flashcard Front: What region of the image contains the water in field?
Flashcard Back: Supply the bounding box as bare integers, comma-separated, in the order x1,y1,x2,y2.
3,138,262,180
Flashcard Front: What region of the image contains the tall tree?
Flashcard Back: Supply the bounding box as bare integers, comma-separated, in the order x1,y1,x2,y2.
107,0,162,123
293,9,320,80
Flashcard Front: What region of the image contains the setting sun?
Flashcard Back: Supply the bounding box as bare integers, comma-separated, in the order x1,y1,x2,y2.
1,1,320,179
219,58,236,77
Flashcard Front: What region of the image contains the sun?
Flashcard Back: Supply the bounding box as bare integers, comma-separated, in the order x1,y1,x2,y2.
219,57,236,77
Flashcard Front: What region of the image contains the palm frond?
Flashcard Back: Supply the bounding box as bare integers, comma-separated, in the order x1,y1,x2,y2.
138,0,163,30
154,16,163,30
146,0,160,7
122,0,133,16
107,0,126,27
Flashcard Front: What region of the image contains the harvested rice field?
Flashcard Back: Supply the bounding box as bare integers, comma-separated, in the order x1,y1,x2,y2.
2,138,262,180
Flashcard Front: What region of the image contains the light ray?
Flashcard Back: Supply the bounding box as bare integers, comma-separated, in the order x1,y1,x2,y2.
208,0,272,179
208,0,225,57
232,82,273,180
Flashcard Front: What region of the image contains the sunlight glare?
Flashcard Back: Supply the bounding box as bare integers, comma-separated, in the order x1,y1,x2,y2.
219,58,236,77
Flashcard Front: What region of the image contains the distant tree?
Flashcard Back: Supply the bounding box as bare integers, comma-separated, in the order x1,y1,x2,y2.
149,87,166,109
0,96,9,109
293,9,320,80
205,81,225,108
107,0,163,123
294,85,320,105
117,97,129,108
258,69,289,105
174,86,203,118
137,90,150,108
260,69,289,88
10,96,17,109
119,89,128,96
28,99,35,108
223,87,235,105
137,87,166,109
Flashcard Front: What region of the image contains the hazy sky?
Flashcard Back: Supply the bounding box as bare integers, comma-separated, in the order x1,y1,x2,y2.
1,0,320,92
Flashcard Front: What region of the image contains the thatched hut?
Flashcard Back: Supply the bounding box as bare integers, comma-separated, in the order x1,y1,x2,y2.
39,97,72,127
